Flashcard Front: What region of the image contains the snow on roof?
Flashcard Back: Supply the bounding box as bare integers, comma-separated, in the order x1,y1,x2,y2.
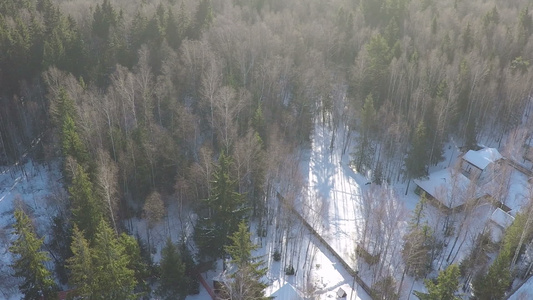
463,148,503,170
269,283,303,300
490,207,515,229
509,275,533,300
414,169,471,209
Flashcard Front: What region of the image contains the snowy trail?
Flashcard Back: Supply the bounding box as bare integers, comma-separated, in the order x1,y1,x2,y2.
301,121,368,266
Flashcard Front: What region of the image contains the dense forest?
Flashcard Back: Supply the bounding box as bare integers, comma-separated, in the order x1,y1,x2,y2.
1,0,533,298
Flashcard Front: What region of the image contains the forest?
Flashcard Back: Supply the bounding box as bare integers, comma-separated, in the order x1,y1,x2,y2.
1,0,533,299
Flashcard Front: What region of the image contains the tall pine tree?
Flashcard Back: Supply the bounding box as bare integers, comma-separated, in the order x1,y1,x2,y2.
67,225,95,298
157,238,187,300
406,120,429,180
223,221,268,300
69,163,103,242
195,152,248,259
9,208,57,300
91,219,137,299
414,264,461,300
472,247,511,300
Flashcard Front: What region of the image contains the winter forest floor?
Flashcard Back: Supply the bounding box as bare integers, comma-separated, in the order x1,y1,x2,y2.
1,119,533,299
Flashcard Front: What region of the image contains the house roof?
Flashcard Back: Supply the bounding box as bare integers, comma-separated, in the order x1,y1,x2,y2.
463,148,502,170
270,283,303,300
414,169,472,209
490,207,515,229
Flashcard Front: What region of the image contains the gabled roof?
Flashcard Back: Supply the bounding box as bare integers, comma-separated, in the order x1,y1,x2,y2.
463,148,503,170
270,283,303,300
414,169,471,209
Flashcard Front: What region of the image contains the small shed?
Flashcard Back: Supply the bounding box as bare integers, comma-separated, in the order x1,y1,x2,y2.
488,207,515,242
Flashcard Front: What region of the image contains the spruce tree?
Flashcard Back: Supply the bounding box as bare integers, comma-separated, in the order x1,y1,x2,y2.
157,238,187,300
9,208,57,300
405,120,429,180
69,163,103,242
120,233,151,296
223,221,268,300
472,248,511,300
92,219,137,299
195,152,248,259
67,225,95,298
355,93,376,172
414,264,461,300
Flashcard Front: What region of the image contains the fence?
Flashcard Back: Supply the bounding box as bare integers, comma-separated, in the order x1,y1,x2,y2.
197,273,217,300
276,192,375,299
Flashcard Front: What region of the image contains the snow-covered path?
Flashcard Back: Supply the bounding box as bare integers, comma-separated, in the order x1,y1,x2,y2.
300,122,368,268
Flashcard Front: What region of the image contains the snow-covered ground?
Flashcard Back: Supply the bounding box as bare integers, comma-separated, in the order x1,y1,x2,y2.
1,121,532,299
300,123,367,268
298,120,533,299
0,161,62,300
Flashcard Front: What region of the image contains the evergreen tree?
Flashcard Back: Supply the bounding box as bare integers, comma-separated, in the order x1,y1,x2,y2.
405,120,429,180
120,233,151,296
472,248,511,300
157,238,187,300
195,152,248,259
92,219,137,299
92,0,118,40
9,208,57,300
191,0,212,38
67,225,95,299
180,242,200,295
464,118,477,151
223,221,268,300
361,34,392,106
54,88,89,167
355,93,377,171
69,163,103,242
414,264,461,300
49,214,73,285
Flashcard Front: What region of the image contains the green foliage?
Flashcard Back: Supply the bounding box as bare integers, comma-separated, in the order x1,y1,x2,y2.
69,163,103,242
179,242,200,295
223,221,268,299
518,7,533,43
472,248,511,300
273,249,281,261
361,34,392,106
405,121,429,180
462,22,473,52
511,56,530,74
410,193,427,229
49,214,73,285
120,233,151,296
483,6,500,28
68,221,139,299
92,219,137,299
192,0,213,38
355,93,377,171
414,264,461,300
464,118,477,151
360,0,408,27
55,88,89,167
9,208,57,300
157,238,187,300
195,152,248,259
67,225,95,298
92,0,118,40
